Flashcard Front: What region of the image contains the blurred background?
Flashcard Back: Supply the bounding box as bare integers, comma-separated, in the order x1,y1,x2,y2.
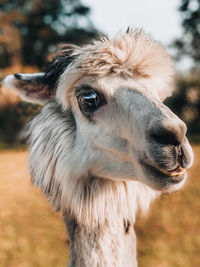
0,0,199,266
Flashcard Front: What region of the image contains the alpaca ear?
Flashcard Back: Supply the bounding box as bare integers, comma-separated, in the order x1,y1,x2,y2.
3,45,78,105
3,73,55,105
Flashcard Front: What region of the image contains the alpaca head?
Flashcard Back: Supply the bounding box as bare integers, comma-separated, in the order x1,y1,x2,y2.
4,30,193,196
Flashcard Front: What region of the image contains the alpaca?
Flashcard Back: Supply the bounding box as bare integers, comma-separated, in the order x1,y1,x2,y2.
4,30,193,267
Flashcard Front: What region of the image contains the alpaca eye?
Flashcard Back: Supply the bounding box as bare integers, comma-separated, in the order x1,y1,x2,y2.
76,88,101,115
78,91,99,112
76,86,107,118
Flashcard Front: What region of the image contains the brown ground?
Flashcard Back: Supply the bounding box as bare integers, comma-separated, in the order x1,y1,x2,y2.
0,146,199,267
0,150,68,267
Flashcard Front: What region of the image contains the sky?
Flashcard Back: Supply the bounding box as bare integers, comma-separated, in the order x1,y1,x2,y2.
82,0,192,71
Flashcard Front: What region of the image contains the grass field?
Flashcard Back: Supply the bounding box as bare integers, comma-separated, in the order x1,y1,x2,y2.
0,145,199,267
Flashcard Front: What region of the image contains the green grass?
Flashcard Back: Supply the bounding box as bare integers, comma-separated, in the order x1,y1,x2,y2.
0,146,199,266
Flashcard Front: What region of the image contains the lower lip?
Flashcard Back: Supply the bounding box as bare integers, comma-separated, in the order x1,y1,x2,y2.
168,173,185,183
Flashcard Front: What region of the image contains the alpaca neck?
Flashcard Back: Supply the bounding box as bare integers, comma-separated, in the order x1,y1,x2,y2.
60,178,158,267
64,215,137,267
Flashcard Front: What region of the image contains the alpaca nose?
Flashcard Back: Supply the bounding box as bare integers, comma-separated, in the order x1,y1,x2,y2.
149,121,187,147
148,121,188,168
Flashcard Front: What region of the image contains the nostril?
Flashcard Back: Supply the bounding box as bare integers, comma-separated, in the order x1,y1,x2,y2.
176,145,183,163
177,145,187,168
149,127,180,146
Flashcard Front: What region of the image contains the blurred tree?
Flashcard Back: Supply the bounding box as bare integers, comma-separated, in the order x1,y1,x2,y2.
168,0,200,140
0,0,100,68
0,102,42,143
173,0,200,63
0,0,100,145
0,11,23,67
165,72,200,137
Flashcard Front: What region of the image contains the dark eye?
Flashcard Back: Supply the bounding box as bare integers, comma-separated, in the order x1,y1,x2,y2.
78,91,99,112
76,87,106,117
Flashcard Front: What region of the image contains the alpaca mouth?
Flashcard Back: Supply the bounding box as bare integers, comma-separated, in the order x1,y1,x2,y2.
162,166,185,177
159,166,185,183
140,161,186,188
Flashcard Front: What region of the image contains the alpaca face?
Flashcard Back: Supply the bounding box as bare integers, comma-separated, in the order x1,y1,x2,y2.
4,72,193,194
58,74,193,192
3,31,193,194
